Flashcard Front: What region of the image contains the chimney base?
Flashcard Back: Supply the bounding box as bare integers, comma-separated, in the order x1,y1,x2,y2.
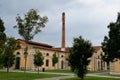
61,48,65,51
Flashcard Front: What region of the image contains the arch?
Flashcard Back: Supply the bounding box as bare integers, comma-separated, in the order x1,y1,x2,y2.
98,61,100,70
15,57,20,69
46,59,49,67
16,52,20,55
61,55,64,58
61,60,64,69
101,60,103,70
46,53,49,56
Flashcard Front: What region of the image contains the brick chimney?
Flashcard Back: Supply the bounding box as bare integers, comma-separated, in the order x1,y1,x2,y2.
61,12,65,51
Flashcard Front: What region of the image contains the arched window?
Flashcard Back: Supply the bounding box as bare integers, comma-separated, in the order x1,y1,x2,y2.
46,59,49,67
98,61,100,70
98,55,100,59
46,53,49,56
16,52,20,55
61,60,64,69
15,57,20,69
61,55,64,58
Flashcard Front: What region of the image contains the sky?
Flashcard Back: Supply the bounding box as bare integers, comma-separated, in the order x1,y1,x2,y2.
0,0,120,47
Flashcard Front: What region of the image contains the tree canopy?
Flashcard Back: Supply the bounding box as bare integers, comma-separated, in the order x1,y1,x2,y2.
0,18,6,53
52,52,58,67
14,9,48,72
68,36,93,80
0,18,6,67
2,37,20,72
102,12,120,62
34,51,44,74
34,51,44,66
14,9,48,42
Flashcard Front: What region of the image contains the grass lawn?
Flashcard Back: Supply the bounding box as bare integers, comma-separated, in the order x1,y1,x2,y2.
0,71,63,80
61,76,120,80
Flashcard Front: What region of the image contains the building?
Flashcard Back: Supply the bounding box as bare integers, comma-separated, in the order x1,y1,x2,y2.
88,46,107,71
15,39,69,70
13,12,107,71
14,12,69,70
110,60,120,75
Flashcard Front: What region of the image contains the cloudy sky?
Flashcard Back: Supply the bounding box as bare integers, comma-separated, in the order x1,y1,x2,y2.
0,0,120,47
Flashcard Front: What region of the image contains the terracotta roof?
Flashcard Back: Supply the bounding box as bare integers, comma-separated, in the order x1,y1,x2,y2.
16,39,67,52
16,39,53,48
33,45,65,52
16,39,101,53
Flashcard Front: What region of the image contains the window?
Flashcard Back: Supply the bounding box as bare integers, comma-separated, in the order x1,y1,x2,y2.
61,55,64,58
16,52,20,55
52,62,55,67
46,53,49,56
98,55,100,59
46,59,49,67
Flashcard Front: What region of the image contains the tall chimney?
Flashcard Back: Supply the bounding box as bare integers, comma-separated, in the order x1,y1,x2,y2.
61,12,65,51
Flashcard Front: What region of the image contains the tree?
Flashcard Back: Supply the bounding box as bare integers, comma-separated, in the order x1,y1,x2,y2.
34,51,44,75
52,52,58,69
102,12,120,63
14,9,48,72
0,18,6,67
2,37,20,72
68,36,93,80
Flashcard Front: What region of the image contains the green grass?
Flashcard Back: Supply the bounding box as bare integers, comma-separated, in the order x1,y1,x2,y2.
61,76,120,80
0,71,63,80
46,69,73,73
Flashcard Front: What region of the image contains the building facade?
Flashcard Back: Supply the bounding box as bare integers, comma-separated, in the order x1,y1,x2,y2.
12,12,108,72
110,60,120,75
14,39,69,70
14,39,107,71
88,46,107,71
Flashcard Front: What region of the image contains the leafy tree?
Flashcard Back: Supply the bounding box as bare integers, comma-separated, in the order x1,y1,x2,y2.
14,9,48,72
68,36,93,80
0,18,6,48
52,52,58,69
2,37,20,72
34,51,44,75
0,18,6,67
102,12,120,64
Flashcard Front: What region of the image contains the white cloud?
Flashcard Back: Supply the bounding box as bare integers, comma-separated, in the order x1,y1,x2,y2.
0,0,120,47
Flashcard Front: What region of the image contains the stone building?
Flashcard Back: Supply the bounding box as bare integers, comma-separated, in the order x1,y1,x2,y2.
13,12,107,71
14,12,69,70
15,39,69,70
110,60,120,75
88,46,107,71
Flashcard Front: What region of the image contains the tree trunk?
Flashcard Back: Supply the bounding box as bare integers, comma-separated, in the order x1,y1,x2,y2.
24,57,27,73
7,66,9,73
38,67,39,75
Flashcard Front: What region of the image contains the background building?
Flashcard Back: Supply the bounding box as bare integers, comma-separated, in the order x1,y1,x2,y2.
88,46,107,71
110,60,120,75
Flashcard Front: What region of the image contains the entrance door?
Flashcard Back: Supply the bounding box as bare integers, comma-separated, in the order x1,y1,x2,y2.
15,57,20,69
61,61,64,69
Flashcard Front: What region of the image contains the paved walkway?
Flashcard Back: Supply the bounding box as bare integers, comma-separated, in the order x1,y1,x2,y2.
34,72,120,80
35,75,74,80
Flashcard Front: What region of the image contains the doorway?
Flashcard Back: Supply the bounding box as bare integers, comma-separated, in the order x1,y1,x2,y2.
15,57,20,69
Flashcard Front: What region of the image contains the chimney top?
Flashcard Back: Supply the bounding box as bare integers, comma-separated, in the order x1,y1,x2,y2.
62,12,65,15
